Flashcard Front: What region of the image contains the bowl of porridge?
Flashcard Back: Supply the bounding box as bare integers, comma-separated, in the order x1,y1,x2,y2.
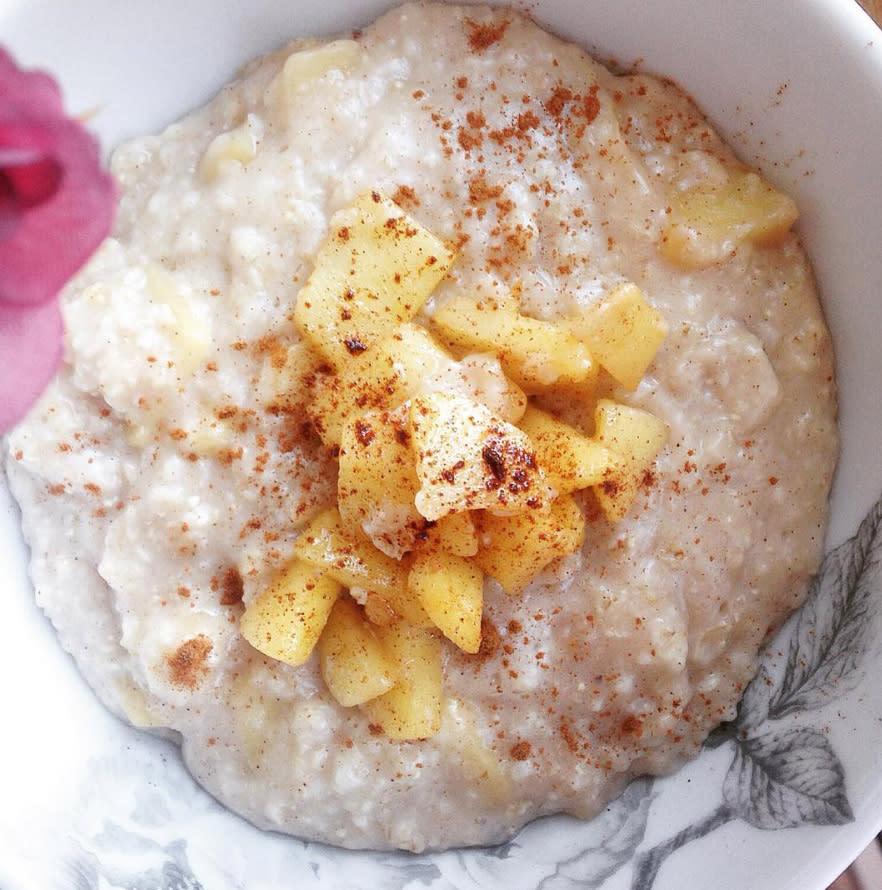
1,1,881,888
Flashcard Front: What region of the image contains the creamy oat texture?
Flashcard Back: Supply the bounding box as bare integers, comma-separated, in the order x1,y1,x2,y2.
5,3,837,852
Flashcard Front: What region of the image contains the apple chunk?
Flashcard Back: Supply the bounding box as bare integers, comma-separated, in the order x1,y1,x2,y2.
571,283,668,390
472,493,586,594
240,560,342,666
409,550,483,653
361,622,443,740
318,597,396,707
592,398,668,521
409,392,552,521
432,294,595,392
293,191,455,369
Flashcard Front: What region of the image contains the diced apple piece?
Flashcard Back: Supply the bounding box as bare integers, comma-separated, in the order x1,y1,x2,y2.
409,550,483,653
432,294,596,392
592,398,668,521
240,560,342,666
518,405,625,494
361,622,443,740
293,507,409,597
318,597,396,707
338,409,423,558
420,511,479,557
473,493,586,594
409,392,552,521
571,283,668,390
661,169,799,270
260,341,324,413
293,192,455,369
293,508,432,627
279,39,362,98
309,322,452,446
199,115,262,182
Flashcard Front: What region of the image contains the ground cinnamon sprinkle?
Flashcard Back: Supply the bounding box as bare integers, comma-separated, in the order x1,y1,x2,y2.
510,740,532,761
468,173,504,204
465,18,510,52
391,184,420,208
220,566,245,606
167,634,213,689
468,616,501,665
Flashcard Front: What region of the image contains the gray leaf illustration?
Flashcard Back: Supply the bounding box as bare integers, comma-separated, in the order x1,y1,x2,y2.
765,494,882,719
733,663,774,733
722,726,853,829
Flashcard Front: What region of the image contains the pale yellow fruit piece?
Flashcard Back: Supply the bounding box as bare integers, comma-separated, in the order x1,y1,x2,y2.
198,114,262,182
518,405,625,494
293,507,407,596
592,398,668,522
409,392,552,521
293,508,431,627
473,493,586,595
293,192,455,369
571,283,668,390
240,560,342,666
309,322,452,446
432,294,596,392
338,409,423,558
361,623,443,740
409,550,483,653
661,169,799,269
280,39,362,97
318,597,396,707
421,511,479,557
260,341,324,412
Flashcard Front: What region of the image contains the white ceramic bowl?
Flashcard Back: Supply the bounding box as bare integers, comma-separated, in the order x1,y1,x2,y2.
2,1,882,888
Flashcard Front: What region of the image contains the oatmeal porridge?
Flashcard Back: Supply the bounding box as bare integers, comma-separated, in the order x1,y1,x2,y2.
4,3,837,852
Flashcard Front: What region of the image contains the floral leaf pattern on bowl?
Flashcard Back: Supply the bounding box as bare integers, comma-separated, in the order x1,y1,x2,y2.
630,490,882,888
765,495,882,719
722,727,853,829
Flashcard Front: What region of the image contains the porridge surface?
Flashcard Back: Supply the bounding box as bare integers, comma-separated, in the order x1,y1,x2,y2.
5,3,837,851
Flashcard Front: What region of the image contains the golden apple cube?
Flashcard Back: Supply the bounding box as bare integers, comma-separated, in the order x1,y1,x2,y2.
420,511,479,557
518,405,625,494
473,493,586,594
572,283,668,390
361,622,443,740
409,392,552,521
294,508,431,627
308,322,453,446
432,294,596,392
293,191,455,369
337,409,423,558
409,550,484,653
293,507,408,596
318,596,396,707
661,170,799,270
592,398,668,521
240,560,342,666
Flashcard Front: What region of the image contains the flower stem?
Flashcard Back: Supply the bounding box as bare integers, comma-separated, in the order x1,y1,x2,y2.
631,803,736,889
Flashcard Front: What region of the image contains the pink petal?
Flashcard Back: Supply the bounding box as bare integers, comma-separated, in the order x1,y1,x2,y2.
0,114,116,306
0,48,63,119
0,297,63,431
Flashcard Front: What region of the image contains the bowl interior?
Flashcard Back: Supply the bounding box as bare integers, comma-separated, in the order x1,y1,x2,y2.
2,1,882,888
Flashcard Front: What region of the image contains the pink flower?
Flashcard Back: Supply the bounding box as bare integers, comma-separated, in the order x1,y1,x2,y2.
1,47,116,432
